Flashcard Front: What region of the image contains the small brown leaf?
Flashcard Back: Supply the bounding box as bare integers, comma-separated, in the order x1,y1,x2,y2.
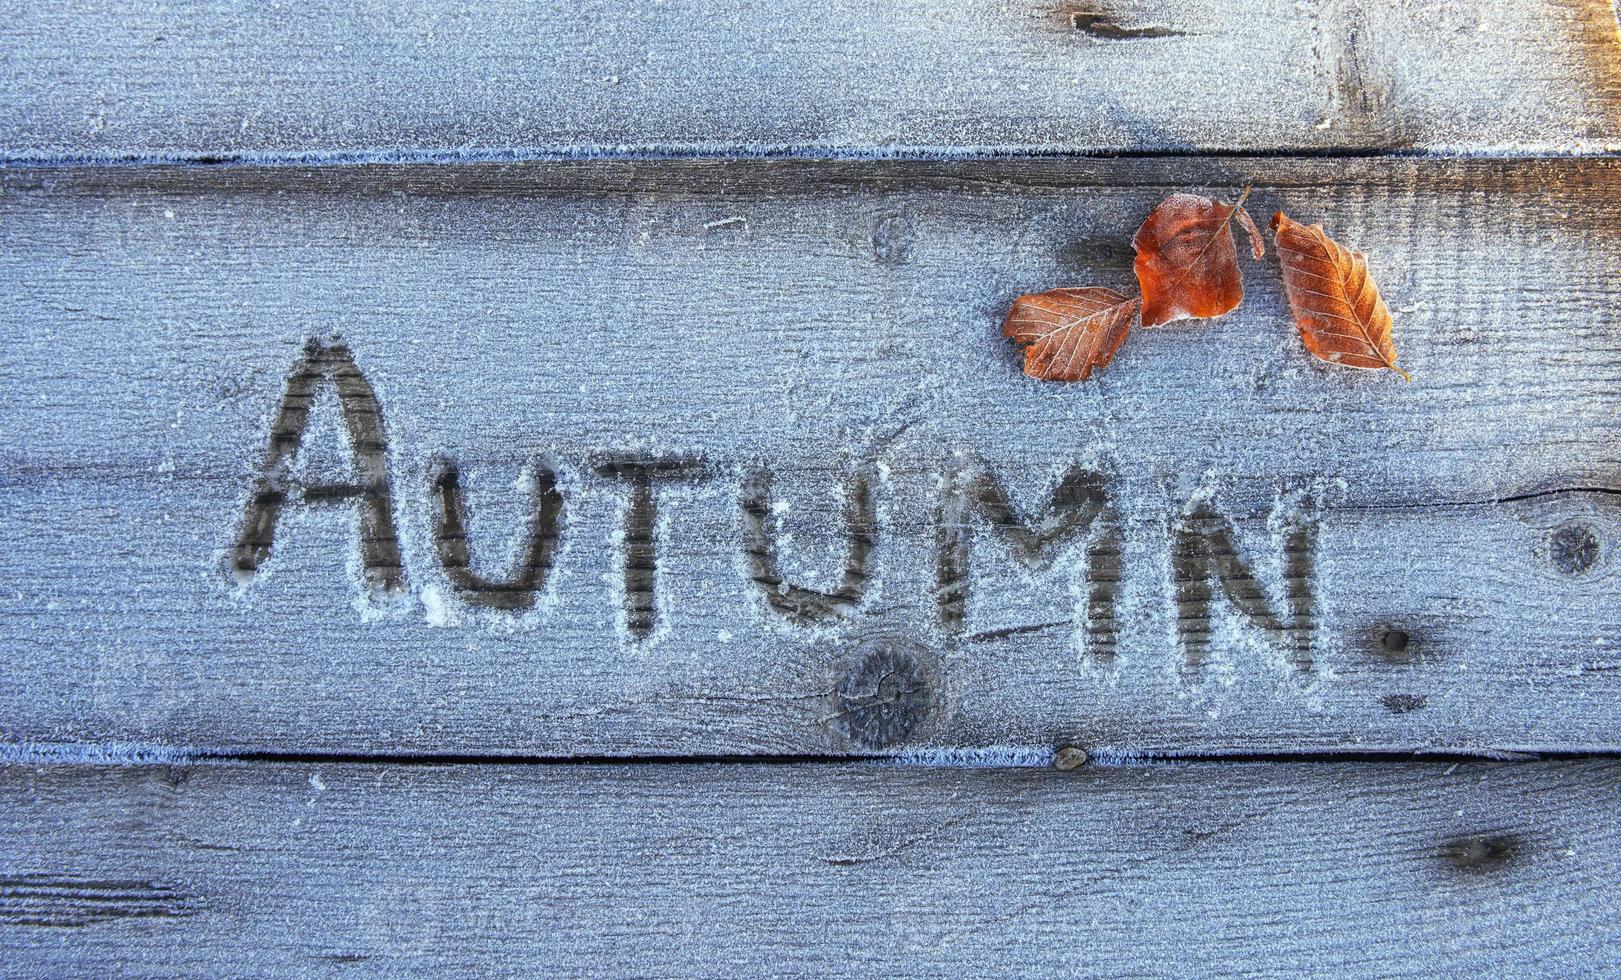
1133,187,1264,327
1271,211,1410,380
1235,205,1265,260
1003,286,1139,382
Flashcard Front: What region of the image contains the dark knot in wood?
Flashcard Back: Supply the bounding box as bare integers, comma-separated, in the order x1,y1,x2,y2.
1065,9,1186,40
832,639,933,750
1381,693,1427,715
1438,835,1520,874
1549,523,1600,576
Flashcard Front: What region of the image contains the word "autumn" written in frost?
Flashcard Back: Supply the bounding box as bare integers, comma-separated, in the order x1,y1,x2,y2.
229,340,1318,667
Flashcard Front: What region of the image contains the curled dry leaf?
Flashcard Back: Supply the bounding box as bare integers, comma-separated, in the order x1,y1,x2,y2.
1133,187,1265,327
1271,211,1410,380
1003,286,1139,382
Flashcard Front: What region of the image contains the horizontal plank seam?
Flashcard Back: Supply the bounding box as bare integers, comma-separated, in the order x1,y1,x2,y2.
3,145,1620,171
6,743,1621,770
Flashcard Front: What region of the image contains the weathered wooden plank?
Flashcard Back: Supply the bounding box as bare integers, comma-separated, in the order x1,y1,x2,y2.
0,157,1617,757
3,760,1620,975
2,0,1618,158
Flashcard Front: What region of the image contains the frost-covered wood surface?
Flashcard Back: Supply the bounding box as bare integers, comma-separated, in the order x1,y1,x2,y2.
1,157,1616,757
2,0,1619,158
4,3,1621,973
4,760,1620,975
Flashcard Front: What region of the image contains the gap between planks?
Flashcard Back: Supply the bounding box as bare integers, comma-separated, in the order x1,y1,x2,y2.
7,744,1621,770
4,145,1621,170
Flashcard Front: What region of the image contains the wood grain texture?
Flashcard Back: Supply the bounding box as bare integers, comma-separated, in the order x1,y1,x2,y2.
1,0,1618,158
0,157,1616,757
3,760,1620,975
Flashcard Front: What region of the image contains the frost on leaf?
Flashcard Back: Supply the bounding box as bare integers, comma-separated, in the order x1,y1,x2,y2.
1132,188,1263,327
1271,210,1410,380
1003,287,1139,382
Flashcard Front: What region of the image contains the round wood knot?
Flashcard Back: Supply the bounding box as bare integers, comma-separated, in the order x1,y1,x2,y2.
833,639,932,749
1549,523,1600,576
871,215,913,264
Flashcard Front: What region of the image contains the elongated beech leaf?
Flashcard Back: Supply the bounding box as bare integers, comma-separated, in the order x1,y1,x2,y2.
1133,188,1263,327
1003,287,1139,382
1272,211,1410,380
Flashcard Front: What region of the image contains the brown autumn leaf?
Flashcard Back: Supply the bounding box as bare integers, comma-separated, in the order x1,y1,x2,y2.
1271,211,1410,380
1003,286,1139,382
1133,187,1264,327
